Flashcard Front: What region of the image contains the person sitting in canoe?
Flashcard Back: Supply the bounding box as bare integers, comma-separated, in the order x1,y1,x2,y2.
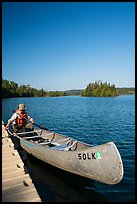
5,104,35,133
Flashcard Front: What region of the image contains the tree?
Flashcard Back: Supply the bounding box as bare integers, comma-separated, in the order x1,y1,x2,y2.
81,81,119,97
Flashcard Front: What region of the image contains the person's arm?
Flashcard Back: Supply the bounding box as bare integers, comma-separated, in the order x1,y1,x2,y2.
28,115,34,123
30,118,34,123
5,113,17,129
5,119,12,128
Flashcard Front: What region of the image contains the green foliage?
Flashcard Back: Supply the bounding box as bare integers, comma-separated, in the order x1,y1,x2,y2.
63,89,82,96
2,79,18,97
81,81,119,97
2,79,66,98
2,79,135,98
117,87,135,95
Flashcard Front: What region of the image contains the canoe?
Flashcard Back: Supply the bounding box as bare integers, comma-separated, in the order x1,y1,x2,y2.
6,127,124,185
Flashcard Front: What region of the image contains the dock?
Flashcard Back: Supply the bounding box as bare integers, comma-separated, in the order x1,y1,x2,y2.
2,123,42,202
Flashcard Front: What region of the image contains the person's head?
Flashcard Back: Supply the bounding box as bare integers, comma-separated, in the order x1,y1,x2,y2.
18,104,26,112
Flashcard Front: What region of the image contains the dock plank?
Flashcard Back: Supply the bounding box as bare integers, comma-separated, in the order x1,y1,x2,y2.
2,123,42,202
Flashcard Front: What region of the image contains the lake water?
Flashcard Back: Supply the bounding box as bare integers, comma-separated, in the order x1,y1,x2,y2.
2,95,135,202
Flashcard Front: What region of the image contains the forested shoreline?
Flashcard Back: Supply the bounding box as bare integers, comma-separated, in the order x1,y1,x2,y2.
2,79,135,98
81,81,119,97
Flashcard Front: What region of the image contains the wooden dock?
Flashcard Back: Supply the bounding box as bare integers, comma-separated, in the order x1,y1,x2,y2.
2,123,42,202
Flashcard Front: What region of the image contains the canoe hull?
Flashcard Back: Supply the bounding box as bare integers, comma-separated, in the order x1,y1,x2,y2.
19,136,123,185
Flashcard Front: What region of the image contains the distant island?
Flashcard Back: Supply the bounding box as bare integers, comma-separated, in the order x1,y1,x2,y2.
2,79,135,98
81,81,119,97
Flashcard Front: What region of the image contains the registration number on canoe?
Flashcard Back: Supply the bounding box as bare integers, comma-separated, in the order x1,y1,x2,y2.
78,152,102,160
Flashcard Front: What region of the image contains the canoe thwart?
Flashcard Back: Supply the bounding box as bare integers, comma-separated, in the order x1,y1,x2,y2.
50,140,78,151
16,129,42,135
51,137,71,146
23,135,42,140
36,136,70,146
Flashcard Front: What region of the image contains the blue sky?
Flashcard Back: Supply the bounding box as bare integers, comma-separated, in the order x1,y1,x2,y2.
2,2,135,91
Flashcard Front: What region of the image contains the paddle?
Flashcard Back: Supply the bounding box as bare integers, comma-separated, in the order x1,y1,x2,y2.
12,110,48,130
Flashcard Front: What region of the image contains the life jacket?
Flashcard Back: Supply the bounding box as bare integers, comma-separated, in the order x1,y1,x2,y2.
15,110,28,126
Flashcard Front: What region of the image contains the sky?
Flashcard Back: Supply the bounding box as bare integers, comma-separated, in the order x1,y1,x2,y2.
2,2,135,91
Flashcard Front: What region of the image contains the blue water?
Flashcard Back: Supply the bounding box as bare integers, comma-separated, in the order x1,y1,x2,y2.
2,95,135,202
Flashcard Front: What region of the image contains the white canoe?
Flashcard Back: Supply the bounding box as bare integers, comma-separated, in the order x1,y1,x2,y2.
7,128,124,185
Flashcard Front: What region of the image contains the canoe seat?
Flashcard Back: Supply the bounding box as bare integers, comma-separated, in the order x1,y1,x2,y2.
51,137,70,146
37,137,70,146
50,140,77,151
16,129,42,135
36,133,56,146
23,135,42,139
23,132,55,140
37,141,52,145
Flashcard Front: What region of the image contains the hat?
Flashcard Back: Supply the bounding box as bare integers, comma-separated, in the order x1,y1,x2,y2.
18,104,26,110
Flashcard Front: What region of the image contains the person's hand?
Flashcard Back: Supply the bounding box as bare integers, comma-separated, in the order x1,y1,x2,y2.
30,118,34,124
